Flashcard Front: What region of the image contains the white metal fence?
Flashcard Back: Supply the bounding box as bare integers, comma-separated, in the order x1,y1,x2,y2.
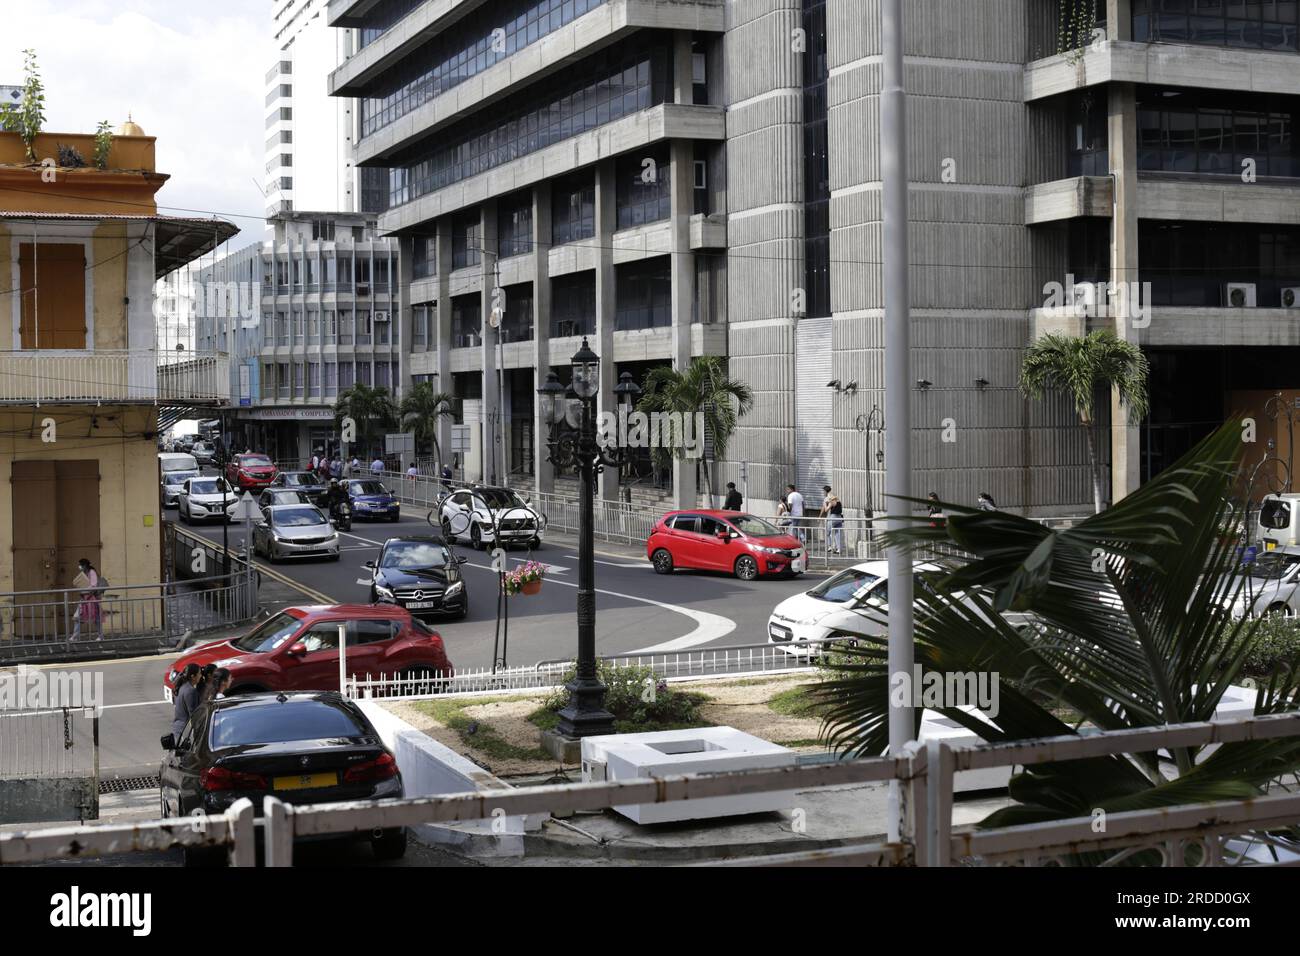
0,349,230,403
6,713,1300,866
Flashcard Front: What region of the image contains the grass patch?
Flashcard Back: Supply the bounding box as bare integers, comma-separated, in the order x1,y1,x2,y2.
526,705,711,736
767,684,834,720
410,697,551,762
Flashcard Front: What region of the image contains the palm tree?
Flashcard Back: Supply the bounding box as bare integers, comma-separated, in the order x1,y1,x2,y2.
637,357,753,506
814,422,1300,862
1019,329,1149,513
334,383,397,460
399,382,456,474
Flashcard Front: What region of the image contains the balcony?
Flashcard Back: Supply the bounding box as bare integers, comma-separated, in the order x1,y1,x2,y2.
0,350,231,405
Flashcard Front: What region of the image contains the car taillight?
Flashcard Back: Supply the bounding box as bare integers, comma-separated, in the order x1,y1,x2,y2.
343,752,398,784
200,766,269,792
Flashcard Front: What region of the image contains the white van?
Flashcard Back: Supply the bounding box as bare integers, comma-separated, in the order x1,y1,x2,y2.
159,452,201,507
1257,493,1300,550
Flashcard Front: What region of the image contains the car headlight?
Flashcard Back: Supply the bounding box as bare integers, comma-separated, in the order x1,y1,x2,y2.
755,545,786,555
168,669,179,682
793,613,830,626
375,585,395,599
444,581,464,598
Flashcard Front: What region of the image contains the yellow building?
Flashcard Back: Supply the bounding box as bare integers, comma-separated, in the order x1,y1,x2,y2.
0,119,236,637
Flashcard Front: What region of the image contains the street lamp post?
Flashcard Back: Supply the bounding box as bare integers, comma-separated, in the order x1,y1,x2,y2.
855,405,885,528
538,340,640,738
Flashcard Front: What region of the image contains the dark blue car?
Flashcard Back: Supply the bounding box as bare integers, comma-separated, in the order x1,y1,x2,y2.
344,478,401,522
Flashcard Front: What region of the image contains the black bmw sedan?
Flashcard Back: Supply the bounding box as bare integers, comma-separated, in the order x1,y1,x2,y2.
365,536,469,620
159,691,406,864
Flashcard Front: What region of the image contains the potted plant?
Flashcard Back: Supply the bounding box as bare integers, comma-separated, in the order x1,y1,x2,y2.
503,560,546,596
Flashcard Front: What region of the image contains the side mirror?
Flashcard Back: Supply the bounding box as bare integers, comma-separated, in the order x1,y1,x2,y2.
716,531,730,541
286,642,307,657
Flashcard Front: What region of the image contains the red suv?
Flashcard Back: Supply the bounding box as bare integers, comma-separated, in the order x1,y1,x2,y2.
646,510,807,580
163,604,453,699
226,452,278,490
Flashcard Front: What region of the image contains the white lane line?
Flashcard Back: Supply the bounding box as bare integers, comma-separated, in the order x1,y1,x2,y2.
595,559,649,568
459,560,735,652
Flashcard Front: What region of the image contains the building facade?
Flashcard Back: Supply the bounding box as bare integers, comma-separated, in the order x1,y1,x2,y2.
321,0,1300,515
0,120,234,618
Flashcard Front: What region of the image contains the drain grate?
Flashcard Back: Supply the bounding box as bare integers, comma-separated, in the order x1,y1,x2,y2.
99,775,158,794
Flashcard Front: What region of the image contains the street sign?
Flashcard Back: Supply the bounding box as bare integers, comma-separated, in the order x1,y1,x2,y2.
231,491,260,522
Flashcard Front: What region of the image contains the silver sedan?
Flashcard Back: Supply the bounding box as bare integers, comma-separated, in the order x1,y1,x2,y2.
251,504,340,563
1229,546,1300,617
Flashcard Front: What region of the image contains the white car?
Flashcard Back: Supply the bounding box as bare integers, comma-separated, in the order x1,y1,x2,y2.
178,476,240,524
1226,545,1300,618
437,486,544,550
159,452,200,507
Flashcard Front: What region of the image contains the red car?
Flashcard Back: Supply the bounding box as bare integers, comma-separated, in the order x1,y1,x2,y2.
163,604,453,700
646,510,807,580
225,452,278,490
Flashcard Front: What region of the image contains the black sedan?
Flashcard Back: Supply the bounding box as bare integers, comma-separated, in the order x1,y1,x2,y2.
269,470,328,504
159,691,406,864
365,536,469,620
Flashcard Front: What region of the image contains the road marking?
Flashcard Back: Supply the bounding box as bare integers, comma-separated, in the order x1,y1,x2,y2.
187,529,336,604
595,559,649,568
459,560,735,651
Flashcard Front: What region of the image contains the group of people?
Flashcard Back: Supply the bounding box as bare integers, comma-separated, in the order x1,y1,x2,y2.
307,450,349,481
168,662,233,741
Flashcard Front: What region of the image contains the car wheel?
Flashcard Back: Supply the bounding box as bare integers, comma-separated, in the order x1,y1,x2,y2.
371,827,407,861
329,552,340,562
530,537,542,551
735,555,760,581
1268,603,1293,617
470,524,483,550
652,548,674,575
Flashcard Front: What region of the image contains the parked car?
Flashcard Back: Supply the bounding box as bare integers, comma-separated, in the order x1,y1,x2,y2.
252,504,340,562
342,478,401,522
259,488,315,509
190,440,218,466
647,511,805,580
162,604,453,699
158,691,407,863
1258,493,1300,550
226,452,278,491
173,434,198,453
159,452,201,507
269,470,328,504
1225,545,1300,617
179,476,239,524
436,485,543,550
366,536,469,619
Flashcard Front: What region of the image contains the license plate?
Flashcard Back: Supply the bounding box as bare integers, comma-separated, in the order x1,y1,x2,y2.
792,558,806,572
1266,541,1277,550
273,772,337,791
407,601,437,609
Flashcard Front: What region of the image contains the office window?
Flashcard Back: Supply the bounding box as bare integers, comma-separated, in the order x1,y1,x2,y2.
357,362,373,386
324,256,337,288
1132,0,1299,51
376,361,391,389
337,257,353,289
277,362,290,398
309,362,321,398
615,258,671,331
263,312,275,345
1136,86,1299,178
291,258,302,288
325,309,337,342
802,0,831,320
498,192,533,257
376,311,390,345
500,283,534,342
261,363,275,399
412,304,428,348
357,310,372,345
339,309,354,345
1067,89,1111,176
324,361,337,395
552,173,595,245
307,309,320,344
276,311,289,346
1141,221,1300,306
452,294,482,348
616,146,671,229
550,273,595,337
339,361,354,390
452,212,482,269
413,235,437,278
293,310,304,345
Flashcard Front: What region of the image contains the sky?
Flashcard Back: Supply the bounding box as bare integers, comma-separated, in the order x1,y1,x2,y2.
2,0,271,249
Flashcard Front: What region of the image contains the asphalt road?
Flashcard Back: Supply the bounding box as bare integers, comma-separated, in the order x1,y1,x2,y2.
34,500,817,779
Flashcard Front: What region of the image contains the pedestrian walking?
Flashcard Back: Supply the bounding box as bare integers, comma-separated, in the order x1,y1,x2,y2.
407,462,419,481
927,492,946,528
723,482,743,511
370,456,384,476
350,455,360,477
785,484,806,545
977,492,997,512
440,463,453,491
821,485,844,554
169,663,201,740
70,558,102,641
330,456,343,480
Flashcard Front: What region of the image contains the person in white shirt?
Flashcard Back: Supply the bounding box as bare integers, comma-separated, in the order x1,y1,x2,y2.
371,457,384,475
785,484,805,545
406,463,418,480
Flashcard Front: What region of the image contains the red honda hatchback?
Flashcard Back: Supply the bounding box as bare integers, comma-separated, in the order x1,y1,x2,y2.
163,604,453,700
225,452,278,490
646,510,807,580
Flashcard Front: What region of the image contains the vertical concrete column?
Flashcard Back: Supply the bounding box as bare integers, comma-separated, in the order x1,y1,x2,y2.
673,30,693,105
594,159,619,502
396,236,413,399
435,217,454,471
1106,0,1132,42
479,201,502,485
670,137,698,510
532,182,555,494
1109,82,1140,505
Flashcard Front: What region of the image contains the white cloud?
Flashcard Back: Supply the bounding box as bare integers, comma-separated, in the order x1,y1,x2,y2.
2,1,271,242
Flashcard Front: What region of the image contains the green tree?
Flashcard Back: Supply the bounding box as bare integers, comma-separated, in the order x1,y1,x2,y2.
637,357,753,505
334,383,396,460
1019,329,1149,513
814,423,1300,863
0,50,46,162
399,381,456,472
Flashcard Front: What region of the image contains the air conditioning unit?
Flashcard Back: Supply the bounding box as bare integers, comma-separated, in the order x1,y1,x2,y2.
1282,287,1300,309
1226,283,1257,308
374,310,389,322
356,283,370,297
1070,281,1099,315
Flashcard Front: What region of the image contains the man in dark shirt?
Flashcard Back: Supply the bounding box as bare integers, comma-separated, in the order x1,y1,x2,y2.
723,482,743,511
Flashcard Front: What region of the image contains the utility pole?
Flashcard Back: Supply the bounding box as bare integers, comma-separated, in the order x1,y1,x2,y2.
882,0,915,846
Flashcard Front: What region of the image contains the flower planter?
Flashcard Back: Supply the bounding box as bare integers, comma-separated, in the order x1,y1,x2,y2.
520,578,542,595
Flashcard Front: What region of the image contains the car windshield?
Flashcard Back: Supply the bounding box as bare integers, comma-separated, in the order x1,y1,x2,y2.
189,479,230,495
1248,553,1300,580
241,456,272,467
210,699,368,749
728,514,784,538
809,567,881,602
161,459,198,473
351,481,388,496
166,470,199,484
285,473,321,486
230,611,302,653
382,541,451,569
274,507,327,527
476,488,527,510
1260,500,1292,530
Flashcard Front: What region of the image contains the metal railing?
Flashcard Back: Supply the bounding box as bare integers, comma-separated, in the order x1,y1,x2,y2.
8,713,1300,866
0,349,230,403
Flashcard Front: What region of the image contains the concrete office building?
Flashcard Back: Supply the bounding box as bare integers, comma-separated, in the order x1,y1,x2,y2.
323,0,1300,515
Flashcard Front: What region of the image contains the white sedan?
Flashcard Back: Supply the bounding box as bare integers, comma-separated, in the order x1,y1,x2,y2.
178,477,239,524
1226,545,1300,617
